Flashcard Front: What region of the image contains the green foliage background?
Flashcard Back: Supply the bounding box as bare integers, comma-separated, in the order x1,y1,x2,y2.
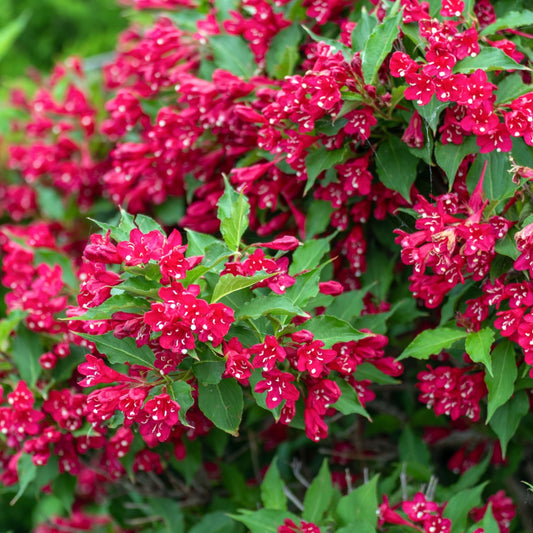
0,0,126,78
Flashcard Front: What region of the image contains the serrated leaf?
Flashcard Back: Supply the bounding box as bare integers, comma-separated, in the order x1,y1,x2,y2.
12,325,42,387
485,340,517,423
289,238,330,275
198,378,243,435
169,381,195,427
217,177,250,252
398,327,467,360
134,214,165,235
489,389,529,456
376,136,419,200
209,35,255,77
465,327,495,376
76,332,155,368
351,7,377,51
303,459,334,523
285,266,323,307
435,136,478,189
414,95,449,134
69,294,148,321
361,8,402,85
265,24,302,78
237,294,307,320
305,147,349,195
336,475,379,528
480,10,533,35
297,315,368,348
261,457,287,510
211,272,273,303
443,484,487,533
333,377,371,419
495,73,531,105
455,47,528,73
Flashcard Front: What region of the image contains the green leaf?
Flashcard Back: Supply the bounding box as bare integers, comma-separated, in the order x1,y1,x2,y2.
185,230,219,257
435,136,478,189
480,10,533,35
69,294,148,321
261,457,287,510
495,73,531,104
217,176,250,252
303,459,334,523
361,7,402,85
189,512,241,533
237,294,307,320
285,265,324,307
414,95,449,134
265,24,302,78
76,332,155,368
289,238,330,275
51,474,76,513
305,147,349,195
355,362,399,385
352,8,377,51
399,427,430,468
154,196,185,226
134,214,165,235
169,381,195,427
211,272,273,303
452,454,490,492
229,509,299,533
455,47,528,73
443,484,487,533
148,497,185,533
485,340,517,423
333,377,371,419
297,315,368,348
12,453,37,505
494,233,519,260
305,200,334,239
465,327,495,377
36,185,66,221
33,248,78,289
466,151,516,201
209,35,255,77
398,327,467,360
0,309,26,351
12,325,42,387
479,505,500,533
489,389,529,456
376,135,419,200
198,378,243,435
336,475,379,528
326,290,366,321
192,351,225,385
0,11,30,61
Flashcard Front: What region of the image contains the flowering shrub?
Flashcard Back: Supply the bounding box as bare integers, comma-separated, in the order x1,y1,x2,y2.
1,0,533,530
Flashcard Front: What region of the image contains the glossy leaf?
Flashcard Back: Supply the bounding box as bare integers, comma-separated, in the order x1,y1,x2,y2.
399,327,467,360
485,340,517,423
211,272,273,303
76,332,155,368
376,135,419,200
198,378,243,435
465,327,495,376
455,47,528,73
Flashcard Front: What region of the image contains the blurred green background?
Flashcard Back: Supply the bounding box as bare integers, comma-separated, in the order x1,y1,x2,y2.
0,0,127,78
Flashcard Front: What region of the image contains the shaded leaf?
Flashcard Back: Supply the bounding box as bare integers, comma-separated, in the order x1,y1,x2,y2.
303,460,334,523
209,35,255,77
261,457,287,510
198,378,243,435
465,327,495,376
336,475,379,528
